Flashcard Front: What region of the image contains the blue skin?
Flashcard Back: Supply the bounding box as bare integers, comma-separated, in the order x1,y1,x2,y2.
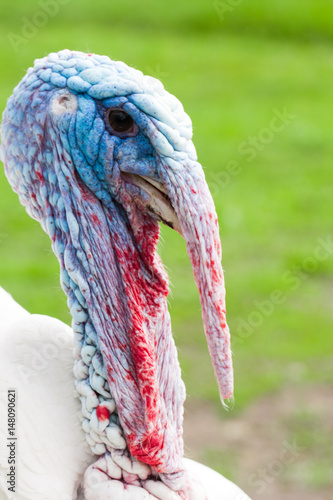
0,50,196,482
2,49,196,229
49,93,159,213
0,51,232,490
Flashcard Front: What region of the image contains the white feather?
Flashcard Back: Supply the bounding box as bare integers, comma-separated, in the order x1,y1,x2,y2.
0,287,251,499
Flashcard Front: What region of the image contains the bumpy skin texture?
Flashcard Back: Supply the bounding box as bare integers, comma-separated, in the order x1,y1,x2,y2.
1,50,233,496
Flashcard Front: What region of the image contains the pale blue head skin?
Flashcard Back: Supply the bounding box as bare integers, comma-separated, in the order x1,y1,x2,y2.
0,50,233,487
1,50,196,219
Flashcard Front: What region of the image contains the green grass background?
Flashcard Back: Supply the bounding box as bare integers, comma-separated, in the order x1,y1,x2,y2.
0,0,332,464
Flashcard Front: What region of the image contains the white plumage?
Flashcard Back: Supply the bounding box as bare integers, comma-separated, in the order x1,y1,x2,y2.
0,287,250,499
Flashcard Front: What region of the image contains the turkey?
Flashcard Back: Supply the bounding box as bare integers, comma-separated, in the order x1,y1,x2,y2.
0,50,251,500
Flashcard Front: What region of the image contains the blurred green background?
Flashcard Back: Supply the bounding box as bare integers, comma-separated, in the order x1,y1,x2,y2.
0,1,332,498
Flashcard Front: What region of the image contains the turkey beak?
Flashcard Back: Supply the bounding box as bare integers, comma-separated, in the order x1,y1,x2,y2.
121,172,182,235
160,160,234,401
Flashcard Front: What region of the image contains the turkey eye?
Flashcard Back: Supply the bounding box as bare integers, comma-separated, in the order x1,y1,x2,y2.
107,109,137,136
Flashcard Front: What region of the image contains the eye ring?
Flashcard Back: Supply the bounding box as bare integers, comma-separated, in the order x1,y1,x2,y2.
106,108,138,137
